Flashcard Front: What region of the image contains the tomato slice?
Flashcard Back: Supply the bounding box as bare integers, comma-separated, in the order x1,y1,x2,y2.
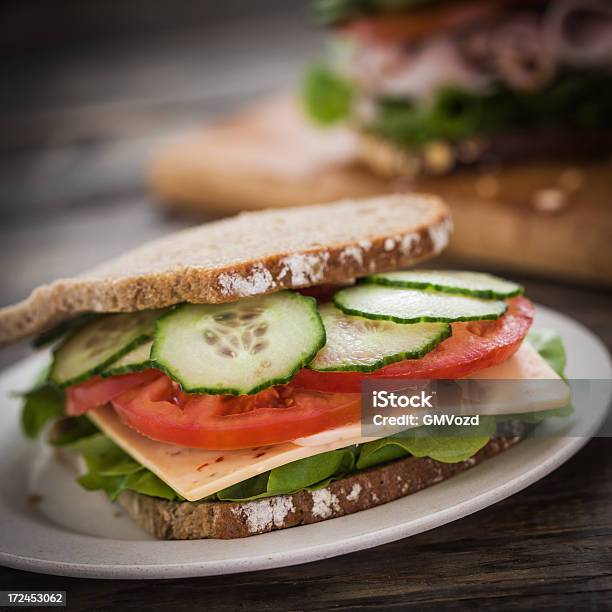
341,0,520,44
111,377,361,450
68,297,532,450
293,297,534,393
66,369,162,416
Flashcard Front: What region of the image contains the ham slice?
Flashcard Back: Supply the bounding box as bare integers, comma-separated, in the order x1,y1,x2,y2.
340,0,612,99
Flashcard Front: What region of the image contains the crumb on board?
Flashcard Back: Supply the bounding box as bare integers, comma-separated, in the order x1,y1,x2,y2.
532,188,568,214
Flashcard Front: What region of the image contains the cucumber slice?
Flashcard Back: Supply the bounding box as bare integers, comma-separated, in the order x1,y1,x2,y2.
334,285,507,324
50,311,163,387
152,292,326,395
33,313,100,348
102,340,153,377
365,270,523,299
310,304,451,372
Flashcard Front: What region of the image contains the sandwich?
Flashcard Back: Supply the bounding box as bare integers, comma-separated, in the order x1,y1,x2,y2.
304,0,612,177
2,195,569,539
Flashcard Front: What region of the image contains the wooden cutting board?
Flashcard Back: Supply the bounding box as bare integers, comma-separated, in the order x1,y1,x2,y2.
150,96,612,286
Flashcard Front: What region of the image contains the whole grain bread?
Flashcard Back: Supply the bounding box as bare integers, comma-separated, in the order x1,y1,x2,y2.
117,436,519,540
0,195,450,345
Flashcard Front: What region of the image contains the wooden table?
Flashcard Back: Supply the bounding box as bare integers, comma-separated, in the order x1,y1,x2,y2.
1,2,611,609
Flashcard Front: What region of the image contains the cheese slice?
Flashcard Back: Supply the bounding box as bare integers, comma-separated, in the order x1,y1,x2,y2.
464,341,570,414
468,341,560,381
89,342,567,502
88,410,377,502
294,342,569,444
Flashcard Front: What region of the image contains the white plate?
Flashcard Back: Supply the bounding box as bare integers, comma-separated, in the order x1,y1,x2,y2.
0,305,610,579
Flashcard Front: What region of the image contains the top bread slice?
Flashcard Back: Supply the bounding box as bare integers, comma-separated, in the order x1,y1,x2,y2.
0,194,451,344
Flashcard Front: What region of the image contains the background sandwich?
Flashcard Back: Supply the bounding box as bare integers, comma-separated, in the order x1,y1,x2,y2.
304,0,612,177
146,1,612,288
2,195,569,539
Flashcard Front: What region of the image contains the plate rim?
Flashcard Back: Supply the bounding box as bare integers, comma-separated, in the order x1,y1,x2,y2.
0,303,610,579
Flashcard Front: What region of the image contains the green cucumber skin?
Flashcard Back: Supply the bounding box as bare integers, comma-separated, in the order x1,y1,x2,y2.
308,323,451,373
151,293,327,396
333,293,508,325
361,276,523,300
101,359,153,378
50,333,152,388
101,341,155,377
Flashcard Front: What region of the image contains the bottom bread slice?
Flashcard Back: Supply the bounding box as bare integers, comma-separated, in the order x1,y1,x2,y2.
117,436,520,540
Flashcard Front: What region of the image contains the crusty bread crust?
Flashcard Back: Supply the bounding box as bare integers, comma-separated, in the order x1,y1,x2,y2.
0,195,450,345
117,436,519,540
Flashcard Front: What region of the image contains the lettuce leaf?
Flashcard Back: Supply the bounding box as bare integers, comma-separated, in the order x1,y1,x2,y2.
506,329,573,421
302,63,355,124
357,417,496,469
301,66,612,142
20,381,65,439
19,328,570,503
363,71,612,149
65,433,180,501
215,415,496,501
214,446,358,501
48,415,98,446
527,329,567,379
